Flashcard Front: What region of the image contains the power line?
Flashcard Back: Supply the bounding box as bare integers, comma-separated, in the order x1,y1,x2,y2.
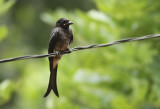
0,34,160,63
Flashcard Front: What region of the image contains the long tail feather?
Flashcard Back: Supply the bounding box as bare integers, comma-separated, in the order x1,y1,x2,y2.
44,63,59,98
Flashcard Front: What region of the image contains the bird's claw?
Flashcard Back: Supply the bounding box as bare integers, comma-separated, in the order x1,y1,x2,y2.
55,51,60,56
66,48,71,53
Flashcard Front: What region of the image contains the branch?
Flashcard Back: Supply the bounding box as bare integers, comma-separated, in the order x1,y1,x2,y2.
0,34,160,63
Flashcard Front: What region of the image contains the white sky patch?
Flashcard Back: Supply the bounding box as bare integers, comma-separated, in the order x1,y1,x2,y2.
73,69,111,84
88,10,115,28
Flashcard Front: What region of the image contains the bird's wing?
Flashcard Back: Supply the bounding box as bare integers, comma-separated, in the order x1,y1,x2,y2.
48,28,59,54
69,34,73,44
69,30,73,44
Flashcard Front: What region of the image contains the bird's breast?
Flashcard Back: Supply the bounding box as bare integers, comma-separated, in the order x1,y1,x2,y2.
55,33,70,51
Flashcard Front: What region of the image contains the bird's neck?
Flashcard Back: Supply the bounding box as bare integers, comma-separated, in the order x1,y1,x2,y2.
61,27,70,31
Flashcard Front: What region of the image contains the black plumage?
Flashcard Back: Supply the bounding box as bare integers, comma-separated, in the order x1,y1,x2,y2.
44,18,73,98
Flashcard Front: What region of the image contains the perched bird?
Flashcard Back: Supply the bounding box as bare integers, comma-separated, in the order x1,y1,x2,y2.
44,18,73,98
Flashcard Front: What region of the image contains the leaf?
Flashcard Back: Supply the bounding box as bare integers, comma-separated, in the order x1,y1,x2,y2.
0,80,14,105
0,0,16,16
0,25,8,41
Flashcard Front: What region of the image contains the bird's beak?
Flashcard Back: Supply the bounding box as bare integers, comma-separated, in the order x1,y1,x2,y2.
68,21,74,25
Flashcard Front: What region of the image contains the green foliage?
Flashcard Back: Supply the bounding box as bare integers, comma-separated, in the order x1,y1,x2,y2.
0,80,14,104
0,0,16,16
0,26,7,42
0,0,160,109
0,0,15,42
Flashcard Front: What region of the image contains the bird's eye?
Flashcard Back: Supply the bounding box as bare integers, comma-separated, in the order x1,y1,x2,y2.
63,20,68,23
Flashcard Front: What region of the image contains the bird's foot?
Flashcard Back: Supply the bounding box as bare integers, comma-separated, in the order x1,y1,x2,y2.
55,51,60,56
66,48,71,53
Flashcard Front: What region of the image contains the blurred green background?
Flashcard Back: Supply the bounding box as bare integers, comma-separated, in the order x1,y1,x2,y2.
0,0,160,109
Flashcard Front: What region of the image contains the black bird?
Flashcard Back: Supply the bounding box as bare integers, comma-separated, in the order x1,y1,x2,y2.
44,18,73,98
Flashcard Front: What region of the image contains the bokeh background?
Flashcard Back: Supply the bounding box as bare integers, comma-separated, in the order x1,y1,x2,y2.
0,0,160,109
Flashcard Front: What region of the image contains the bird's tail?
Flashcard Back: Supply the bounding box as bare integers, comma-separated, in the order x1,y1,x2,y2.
43,63,59,98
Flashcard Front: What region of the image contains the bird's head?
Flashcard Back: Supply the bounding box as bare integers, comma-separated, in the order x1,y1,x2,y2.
56,18,73,28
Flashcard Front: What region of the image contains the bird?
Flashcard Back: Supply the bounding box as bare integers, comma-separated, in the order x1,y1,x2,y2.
43,18,73,98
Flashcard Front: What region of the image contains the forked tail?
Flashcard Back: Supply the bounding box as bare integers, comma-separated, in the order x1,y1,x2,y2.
43,64,59,98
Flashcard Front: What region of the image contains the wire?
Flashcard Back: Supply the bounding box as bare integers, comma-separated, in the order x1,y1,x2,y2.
0,34,160,63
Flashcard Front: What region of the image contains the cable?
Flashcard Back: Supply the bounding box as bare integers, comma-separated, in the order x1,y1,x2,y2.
0,34,160,63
